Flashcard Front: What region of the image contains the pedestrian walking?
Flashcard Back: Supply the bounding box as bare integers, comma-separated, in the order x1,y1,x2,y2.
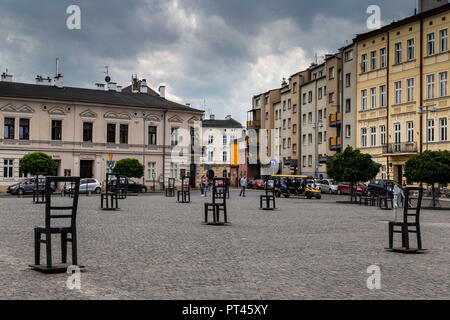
240,176,247,197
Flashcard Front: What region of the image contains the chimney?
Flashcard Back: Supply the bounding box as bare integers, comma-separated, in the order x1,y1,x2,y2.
1,69,13,82
131,74,139,93
95,83,106,90
108,82,117,91
185,103,191,107
116,85,122,92
418,0,448,13
210,114,215,120
54,74,63,88
159,85,166,99
140,79,148,94
43,77,52,85
225,115,232,120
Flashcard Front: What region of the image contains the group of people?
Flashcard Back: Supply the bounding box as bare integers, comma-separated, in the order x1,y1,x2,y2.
199,175,248,197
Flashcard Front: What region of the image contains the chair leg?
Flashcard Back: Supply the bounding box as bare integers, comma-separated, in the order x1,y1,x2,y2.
204,203,208,223
388,223,393,249
402,225,410,249
46,232,52,268
61,232,67,264
416,224,422,250
34,230,41,265
72,231,78,266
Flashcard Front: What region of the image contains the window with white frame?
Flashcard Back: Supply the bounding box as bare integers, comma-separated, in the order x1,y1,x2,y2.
345,73,351,87
380,85,386,107
293,124,297,133
380,48,386,68
440,118,448,141
394,123,401,150
361,128,367,148
3,159,13,178
288,118,291,129
345,50,353,62
380,125,386,146
308,134,312,145
283,119,287,130
208,135,214,145
361,54,367,73
318,132,323,144
293,144,297,153
170,163,178,179
346,125,351,138
395,43,402,64
223,151,228,162
287,138,291,148
208,151,214,162
407,39,415,61
303,156,307,167
407,121,414,143
370,88,376,109
428,33,435,56
440,29,448,53
361,89,367,110
439,72,448,97
308,155,313,167
222,134,227,145
427,74,435,99
283,138,286,149
329,67,335,79
427,119,435,142
288,99,291,109
318,87,323,100
381,165,386,180
370,127,376,147
147,162,156,180
394,81,402,105
407,78,415,102
370,51,376,70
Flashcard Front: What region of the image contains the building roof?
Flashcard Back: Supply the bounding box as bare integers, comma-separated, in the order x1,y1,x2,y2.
202,118,243,129
121,84,160,97
0,81,203,113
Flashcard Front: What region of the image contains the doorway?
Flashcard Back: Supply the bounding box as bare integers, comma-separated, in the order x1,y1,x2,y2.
80,160,94,179
393,165,403,184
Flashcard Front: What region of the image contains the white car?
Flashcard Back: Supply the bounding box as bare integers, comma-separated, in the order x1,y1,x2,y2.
316,179,339,194
64,178,102,194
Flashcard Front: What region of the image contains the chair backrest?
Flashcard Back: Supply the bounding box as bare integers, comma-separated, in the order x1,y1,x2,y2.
403,186,423,223
212,178,227,203
265,178,276,195
106,173,120,193
168,178,175,189
181,177,189,191
45,177,80,229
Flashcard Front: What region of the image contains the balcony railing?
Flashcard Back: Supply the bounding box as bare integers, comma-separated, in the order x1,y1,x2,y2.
329,137,342,151
246,120,261,129
318,155,332,164
329,112,342,127
383,142,417,154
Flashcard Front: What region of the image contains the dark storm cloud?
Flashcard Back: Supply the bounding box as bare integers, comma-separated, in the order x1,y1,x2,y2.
0,0,416,121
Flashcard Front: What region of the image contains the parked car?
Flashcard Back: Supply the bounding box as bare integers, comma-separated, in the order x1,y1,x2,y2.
108,178,147,193
253,179,266,189
367,179,401,197
337,182,367,195
247,180,255,189
7,178,56,195
316,179,339,194
64,178,101,194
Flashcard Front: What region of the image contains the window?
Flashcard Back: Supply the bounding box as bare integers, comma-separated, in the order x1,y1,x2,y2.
427,119,435,142
223,151,228,162
283,119,287,130
308,91,312,103
303,135,307,145
407,78,415,102
407,121,414,143
171,162,178,179
344,50,353,62
361,128,367,147
223,135,227,145
3,159,13,178
208,135,214,145
361,54,367,73
380,85,386,107
293,144,297,153
255,99,260,107
120,124,128,144
345,73,351,87
283,101,286,111
394,123,401,150
380,48,386,68
395,43,402,64
148,126,157,145
4,118,15,140
303,114,306,124
361,89,367,110
207,151,214,162
370,127,376,147
427,74,435,99
370,51,377,70
265,112,269,120
283,138,286,149
318,88,323,100
293,104,297,113
288,99,291,110
287,118,291,129
302,156,307,167
19,119,29,140
83,122,93,142
308,155,313,167
329,92,335,103
381,165,386,180
287,138,291,148
308,112,312,124
293,83,297,93
440,118,448,141
308,134,313,145
275,110,278,120
427,33,435,56
318,110,323,121
439,72,448,97
318,132,323,144
440,29,448,53
148,162,156,180
302,93,307,104
407,39,415,61
345,99,351,113
394,81,402,105
293,124,297,133
345,125,351,138
329,67,335,79
51,120,62,141
107,124,116,143
380,125,386,146
370,88,376,109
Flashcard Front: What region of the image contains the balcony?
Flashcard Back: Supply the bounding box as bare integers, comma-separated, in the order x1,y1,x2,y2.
318,155,332,164
247,109,261,129
329,137,342,151
329,112,342,127
383,142,418,155
246,120,261,129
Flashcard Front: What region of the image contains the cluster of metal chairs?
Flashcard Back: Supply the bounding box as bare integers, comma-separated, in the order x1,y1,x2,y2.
358,192,394,210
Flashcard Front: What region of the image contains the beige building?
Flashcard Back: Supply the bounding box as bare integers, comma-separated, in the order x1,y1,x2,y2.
340,43,357,150
0,73,204,191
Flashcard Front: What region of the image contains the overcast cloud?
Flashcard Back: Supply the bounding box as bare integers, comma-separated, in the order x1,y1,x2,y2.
0,0,417,123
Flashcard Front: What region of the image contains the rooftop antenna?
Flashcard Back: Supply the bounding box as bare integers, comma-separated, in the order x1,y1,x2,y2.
104,66,111,83
314,53,318,64
56,58,59,76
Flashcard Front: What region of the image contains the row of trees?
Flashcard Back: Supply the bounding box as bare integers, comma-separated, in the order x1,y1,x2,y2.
19,153,144,178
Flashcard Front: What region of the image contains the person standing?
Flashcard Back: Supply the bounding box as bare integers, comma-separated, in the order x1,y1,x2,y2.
202,176,209,197
200,176,205,196
239,176,247,197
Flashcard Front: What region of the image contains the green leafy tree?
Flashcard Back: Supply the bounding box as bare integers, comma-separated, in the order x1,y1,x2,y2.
327,146,381,202
404,150,450,208
112,158,144,179
19,152,58,177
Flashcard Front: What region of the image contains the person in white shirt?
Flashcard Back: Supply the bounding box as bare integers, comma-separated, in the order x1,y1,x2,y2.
239,177,247,197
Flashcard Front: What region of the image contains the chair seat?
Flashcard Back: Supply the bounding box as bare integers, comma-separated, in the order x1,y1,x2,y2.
389,221,419,227
35,226,72,233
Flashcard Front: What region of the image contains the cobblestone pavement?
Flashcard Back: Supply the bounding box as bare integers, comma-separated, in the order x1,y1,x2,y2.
0,190,448,300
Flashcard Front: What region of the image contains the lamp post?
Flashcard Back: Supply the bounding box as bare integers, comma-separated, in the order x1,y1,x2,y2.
312,120,324,178
418,104,436,151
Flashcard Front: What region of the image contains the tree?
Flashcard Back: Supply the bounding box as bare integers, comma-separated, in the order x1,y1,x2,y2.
19,152,58,177
327,146,381,202
112,158,144,179
404,150,450,208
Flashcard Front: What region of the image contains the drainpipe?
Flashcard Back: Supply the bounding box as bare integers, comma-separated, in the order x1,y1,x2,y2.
162,109,168,190
386,31,391,180
419,16,424,153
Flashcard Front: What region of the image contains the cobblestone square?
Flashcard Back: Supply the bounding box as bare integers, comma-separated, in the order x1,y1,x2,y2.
0,190,448,300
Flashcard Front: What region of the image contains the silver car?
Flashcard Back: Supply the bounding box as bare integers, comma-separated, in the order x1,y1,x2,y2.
316,179,338,194
64,178,102,194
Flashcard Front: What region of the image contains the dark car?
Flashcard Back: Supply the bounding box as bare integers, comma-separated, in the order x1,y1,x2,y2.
247,180,255,189
7,178,56,195
108,178,147,193
367,179,401,196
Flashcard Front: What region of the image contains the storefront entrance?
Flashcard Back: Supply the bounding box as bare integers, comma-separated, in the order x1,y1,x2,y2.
80,160,94,179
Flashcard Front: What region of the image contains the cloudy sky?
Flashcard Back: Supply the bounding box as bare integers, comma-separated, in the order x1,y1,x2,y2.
1,0,418,123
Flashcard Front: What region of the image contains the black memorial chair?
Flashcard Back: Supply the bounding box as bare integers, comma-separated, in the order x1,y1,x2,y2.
101,173,120,210
260,178,276,210
177,177,191,203
204,178,228,225
165,178,176,197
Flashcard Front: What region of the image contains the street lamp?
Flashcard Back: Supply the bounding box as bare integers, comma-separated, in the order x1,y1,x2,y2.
418,104,436,151
134,113,155,185
312,120,324,178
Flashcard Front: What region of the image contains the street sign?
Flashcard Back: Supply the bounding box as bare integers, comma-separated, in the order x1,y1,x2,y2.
108,154,113,162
